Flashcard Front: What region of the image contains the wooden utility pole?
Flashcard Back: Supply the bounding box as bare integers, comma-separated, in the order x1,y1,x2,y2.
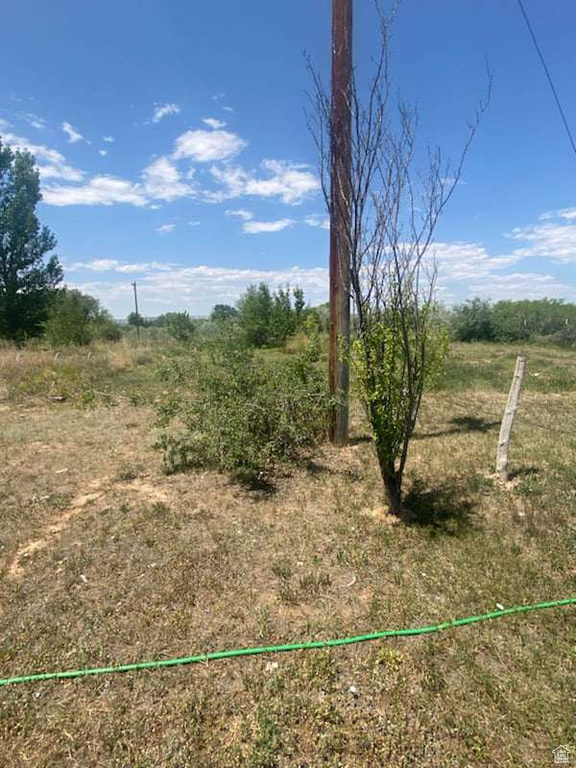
329,0,352,445
496,355,527,481
131,281,141,342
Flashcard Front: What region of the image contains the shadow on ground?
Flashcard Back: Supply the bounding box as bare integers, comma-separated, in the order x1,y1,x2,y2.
414,415,500,440
402,477,477,537
508,466,539,480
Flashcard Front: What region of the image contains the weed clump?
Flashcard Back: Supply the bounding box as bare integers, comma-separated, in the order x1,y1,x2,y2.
155,337,332,481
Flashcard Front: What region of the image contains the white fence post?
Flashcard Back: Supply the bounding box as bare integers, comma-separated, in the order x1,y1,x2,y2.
496,355,527,481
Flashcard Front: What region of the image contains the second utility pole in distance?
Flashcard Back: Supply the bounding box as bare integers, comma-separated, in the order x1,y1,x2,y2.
132,281,141,342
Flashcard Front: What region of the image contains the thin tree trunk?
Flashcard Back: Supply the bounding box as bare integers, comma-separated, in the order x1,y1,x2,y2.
377,453,402,515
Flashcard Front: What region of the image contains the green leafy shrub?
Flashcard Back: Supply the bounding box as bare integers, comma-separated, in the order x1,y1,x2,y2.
449,297,576,344
156,337,331,480
450,298,494,342
45,288,121,346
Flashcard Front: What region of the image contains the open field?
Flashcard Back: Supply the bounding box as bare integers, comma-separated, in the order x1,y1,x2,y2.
0,341,575,767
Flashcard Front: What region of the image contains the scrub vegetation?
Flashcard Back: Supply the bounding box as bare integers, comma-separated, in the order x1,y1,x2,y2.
0,339,574,767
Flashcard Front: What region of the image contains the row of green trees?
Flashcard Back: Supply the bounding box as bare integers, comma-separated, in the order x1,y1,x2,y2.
233,283,308,347
448,298,576,344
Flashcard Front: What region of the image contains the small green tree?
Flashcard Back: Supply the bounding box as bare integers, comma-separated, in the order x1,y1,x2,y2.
269,286,296,345
309,6,489,514
237,283,273,347
293,286,306,321
127,311,150,328
211,304,238,323
45,288,120,346
164,311,195,342
0,139,62,340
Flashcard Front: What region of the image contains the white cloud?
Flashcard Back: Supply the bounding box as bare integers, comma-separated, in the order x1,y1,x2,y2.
71,264,329,316
152,103,181,123
243,218,295,235
210,159,320,205
0,118,10,130
99,149,108,156
225,209,253,221
305,214,330,230
466,272,571,301
62,122,86,144
2,132,84,182
42,155,194,207
202,117,227,130
67,259,174,274
173,129,247,163
42,175,148,206
506,209,576,263
188,220,201,226
426,238,574,302
103,136,115,143
142,156,194,201
156,223,176,234
222,106,235,114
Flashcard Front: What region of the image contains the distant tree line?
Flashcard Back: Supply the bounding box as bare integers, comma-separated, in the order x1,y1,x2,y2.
448,298,576,344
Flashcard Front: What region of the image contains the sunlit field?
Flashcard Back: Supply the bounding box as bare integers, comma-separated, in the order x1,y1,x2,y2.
0,340,574,767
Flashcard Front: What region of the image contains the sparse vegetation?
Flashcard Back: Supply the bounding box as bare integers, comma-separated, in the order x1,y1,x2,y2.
0,340,573,767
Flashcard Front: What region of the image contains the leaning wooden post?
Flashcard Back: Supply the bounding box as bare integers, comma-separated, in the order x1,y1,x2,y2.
496,355,527,481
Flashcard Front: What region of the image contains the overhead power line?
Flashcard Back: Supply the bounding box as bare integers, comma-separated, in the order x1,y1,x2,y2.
516,0,576,158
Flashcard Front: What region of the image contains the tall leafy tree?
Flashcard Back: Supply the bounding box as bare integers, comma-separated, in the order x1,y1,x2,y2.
236,283,273,347
0,139,62,340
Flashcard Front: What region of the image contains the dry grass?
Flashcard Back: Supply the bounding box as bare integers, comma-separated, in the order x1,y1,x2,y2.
0,342,574,766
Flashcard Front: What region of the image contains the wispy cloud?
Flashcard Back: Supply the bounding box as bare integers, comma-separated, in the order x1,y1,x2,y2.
243,218,295,235
156,223,176,234
210,159,320,205
19,112,46,130
506,208,576,264
225,209,253,221
304,214,330,230
152,103,181,123
103,136,115,143
2,131,84,182
202,117,227,130
43,175,148,206
62,122,87,144
67,259,174,274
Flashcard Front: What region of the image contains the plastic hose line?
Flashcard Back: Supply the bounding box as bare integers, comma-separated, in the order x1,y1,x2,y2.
0,598,573,688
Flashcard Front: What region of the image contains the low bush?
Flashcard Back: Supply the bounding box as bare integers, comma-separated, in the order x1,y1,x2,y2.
155,336,332,480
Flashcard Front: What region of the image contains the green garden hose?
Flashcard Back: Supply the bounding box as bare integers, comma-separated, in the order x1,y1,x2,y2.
0,597,573,688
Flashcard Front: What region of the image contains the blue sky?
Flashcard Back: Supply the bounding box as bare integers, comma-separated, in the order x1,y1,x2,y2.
1,0,575,317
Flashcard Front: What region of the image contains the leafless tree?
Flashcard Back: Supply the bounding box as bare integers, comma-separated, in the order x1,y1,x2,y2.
307,4,491,515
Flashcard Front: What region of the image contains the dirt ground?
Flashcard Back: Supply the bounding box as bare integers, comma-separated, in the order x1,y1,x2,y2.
0,343,574,766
